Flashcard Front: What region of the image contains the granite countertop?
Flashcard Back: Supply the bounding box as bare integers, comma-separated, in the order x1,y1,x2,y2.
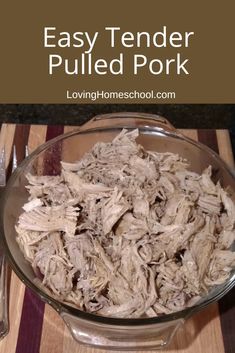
0,104,234,151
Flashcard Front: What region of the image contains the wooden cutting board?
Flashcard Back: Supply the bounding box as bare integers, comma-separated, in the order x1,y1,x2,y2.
0,124,234,353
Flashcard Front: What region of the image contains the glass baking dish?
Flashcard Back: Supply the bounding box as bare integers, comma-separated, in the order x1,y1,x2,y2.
1,112,235,350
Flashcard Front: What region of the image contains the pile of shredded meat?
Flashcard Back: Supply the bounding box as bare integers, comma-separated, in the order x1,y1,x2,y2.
16,129,235,318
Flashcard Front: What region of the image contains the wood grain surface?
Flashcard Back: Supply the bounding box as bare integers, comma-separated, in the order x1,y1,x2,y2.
0,124,234,353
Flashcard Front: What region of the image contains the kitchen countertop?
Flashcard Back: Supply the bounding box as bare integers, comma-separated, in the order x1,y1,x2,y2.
0,104,234,154
0,104,234,129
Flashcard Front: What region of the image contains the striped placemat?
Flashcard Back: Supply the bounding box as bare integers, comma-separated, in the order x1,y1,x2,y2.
0,124,234,353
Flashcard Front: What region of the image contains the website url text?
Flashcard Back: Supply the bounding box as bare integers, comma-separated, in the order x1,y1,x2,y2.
66,90,176,101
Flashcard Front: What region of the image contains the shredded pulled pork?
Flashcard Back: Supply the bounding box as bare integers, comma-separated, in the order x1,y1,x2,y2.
16,129,235,318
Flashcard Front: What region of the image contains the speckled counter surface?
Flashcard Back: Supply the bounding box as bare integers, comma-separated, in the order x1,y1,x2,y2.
0,104,234,151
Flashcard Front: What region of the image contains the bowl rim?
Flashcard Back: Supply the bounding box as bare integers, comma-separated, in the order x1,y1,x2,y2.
1,124,235,326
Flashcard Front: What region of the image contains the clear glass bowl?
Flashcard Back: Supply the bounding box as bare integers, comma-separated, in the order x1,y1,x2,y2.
1,113,235,350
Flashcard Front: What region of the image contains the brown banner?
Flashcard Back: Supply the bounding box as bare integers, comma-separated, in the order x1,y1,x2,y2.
0,1,234,103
